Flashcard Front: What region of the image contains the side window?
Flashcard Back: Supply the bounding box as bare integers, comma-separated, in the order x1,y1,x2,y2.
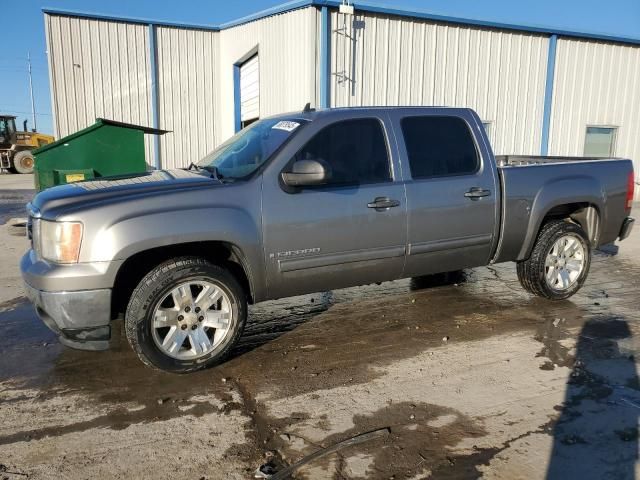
401,116,479,179
293,118,391,186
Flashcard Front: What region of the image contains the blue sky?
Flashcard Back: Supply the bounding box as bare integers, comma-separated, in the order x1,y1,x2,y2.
2,0,639,136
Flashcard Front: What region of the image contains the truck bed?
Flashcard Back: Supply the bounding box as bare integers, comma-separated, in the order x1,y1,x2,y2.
495,155,620,167
493,157,633,263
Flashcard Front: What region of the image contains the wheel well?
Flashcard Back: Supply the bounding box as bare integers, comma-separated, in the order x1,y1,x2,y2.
541,203,600,245
111,241,254,319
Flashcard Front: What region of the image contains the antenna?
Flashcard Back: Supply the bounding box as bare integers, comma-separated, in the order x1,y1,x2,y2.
302,102,312,113
28,52,37,132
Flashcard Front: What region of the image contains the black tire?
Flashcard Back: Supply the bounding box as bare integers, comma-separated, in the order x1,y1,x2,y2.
125,257,247,373
11,151,35,174
517,220,591,300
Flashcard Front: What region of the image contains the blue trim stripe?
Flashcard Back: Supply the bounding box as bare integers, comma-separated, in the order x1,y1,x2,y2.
148,24,161,169
319,6,330,108
233,65,241,133
541,34,558,156
218,0,312,29
42,8,220,31
317,1,640,45
43,1,640,46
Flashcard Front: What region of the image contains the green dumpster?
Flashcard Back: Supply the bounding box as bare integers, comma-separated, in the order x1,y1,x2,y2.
33,118,168,191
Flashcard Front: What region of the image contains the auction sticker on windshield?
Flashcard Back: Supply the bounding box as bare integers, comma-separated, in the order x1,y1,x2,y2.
272,121,300,132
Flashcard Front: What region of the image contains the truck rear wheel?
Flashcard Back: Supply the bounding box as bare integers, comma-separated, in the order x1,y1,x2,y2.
11,151,35,174
517,220,591,300
125,257,247,373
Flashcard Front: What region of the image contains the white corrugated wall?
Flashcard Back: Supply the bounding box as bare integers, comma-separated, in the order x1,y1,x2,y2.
217,7,319,141
549,38,640,183
155,26,220,169
329,11,549,156
45,7,640,181
45,14,155,165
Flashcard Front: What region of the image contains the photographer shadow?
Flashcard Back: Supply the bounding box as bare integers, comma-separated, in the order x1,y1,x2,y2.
547,318,639,479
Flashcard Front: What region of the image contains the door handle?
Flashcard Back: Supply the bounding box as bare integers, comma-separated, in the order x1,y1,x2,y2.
367,197,401,210
464,188,491,200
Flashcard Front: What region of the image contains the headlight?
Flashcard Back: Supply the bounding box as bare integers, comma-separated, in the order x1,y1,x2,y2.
39,220,83,264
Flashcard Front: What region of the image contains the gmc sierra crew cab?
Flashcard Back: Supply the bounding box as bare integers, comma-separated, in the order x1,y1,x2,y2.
21,107,635,373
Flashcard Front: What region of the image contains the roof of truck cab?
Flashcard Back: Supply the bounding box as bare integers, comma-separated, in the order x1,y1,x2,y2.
271,105,471,121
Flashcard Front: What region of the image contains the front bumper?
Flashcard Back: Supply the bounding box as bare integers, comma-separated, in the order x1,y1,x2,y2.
619,217,635,241
23,282,111,351
21,247,114,351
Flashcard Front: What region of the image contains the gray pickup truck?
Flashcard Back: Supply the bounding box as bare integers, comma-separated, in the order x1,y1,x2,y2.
21,107,635,373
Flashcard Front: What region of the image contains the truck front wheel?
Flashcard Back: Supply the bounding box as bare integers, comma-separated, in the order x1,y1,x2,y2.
125,257,247,373
517,220,591,300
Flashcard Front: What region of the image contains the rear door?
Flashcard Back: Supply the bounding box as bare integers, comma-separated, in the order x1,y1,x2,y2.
389,109,499,277
261,112,407,299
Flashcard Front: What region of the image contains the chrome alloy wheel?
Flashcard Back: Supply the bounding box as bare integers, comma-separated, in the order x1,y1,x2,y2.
151,281,232,359
544,234,586,291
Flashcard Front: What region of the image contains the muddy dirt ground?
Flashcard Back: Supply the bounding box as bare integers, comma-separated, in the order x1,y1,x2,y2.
1,173,639,479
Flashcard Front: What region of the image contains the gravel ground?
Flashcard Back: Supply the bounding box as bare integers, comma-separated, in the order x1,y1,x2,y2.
0,173,639,479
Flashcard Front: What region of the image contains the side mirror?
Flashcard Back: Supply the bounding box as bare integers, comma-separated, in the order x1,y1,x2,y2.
281,159,330,187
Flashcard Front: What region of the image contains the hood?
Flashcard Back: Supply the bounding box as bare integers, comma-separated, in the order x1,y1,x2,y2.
31,169,217,217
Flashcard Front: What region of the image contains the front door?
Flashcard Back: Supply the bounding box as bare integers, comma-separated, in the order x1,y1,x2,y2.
389,109,499,277
261,114,407,299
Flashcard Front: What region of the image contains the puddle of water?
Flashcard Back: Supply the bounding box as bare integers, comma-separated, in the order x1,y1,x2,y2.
0,298,60,382
269,400,496,479
0,189,33,225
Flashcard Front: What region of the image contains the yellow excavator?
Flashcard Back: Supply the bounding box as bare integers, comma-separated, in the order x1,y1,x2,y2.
0,115,54,174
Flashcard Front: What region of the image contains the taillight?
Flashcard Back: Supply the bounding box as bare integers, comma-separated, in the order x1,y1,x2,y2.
626,172,635,211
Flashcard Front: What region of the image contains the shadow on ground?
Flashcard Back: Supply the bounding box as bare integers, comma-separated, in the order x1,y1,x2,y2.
546,318,639,480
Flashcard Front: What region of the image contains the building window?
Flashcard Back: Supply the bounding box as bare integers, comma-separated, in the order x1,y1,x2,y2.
584,126,617,157
481,121,493,143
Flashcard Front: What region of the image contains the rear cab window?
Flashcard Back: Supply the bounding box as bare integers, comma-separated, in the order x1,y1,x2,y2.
292,118,391,186
401,116,479,179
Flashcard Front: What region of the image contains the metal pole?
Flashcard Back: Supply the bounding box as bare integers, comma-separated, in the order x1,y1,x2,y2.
28,52,37,132
319,6,331,108
148,24,161,169
540,35,557,156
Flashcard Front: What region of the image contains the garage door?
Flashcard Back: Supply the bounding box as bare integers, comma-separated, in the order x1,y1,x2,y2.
240,55,259,125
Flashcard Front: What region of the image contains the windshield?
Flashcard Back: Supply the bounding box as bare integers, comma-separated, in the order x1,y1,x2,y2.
0,119,14,143
197,118,306,179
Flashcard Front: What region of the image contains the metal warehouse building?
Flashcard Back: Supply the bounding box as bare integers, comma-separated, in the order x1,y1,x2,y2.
44,0,640,186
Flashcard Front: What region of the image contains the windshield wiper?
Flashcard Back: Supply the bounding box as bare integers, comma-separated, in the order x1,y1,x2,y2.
187,163,230,182
201,165,225,182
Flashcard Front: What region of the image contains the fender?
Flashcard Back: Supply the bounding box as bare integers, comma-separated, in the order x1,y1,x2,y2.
518,175,604,260
87,206,266,301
